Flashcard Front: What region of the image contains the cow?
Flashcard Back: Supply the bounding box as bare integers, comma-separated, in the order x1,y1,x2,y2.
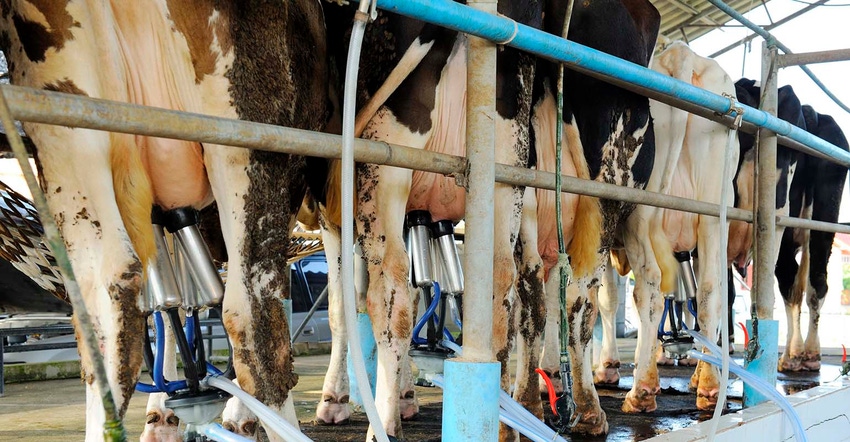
589,41,740,413
526,0,665,435
313,1,543,440
774,104,848,372
0,1,328,441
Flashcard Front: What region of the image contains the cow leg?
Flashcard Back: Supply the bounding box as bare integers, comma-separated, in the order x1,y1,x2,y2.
691,215,725,410
777,227,805,372
205,146,303,441
140,315,180,441
802,228,835,371
621,213,663,413
567,256,609,436
595,260,622,385
357,161,415,440
513,187,546,422
316,221,352,425
32,128,147,441
540,269,565,396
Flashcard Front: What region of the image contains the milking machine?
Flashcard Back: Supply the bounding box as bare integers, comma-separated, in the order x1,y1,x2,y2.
658,251,700,361
135,207,237,441
405,210,465,385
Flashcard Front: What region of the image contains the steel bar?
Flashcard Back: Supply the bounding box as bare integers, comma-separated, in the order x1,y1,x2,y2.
776,215,850,234
709,0,828,59
706,0,850,115
7,85,849,236
754,43,779,320
375,0,850,166
458,0,496,365
443,0,501,439
778,48,850,67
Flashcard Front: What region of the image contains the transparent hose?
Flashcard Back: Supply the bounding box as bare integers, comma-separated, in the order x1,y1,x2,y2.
198,423,253,442
341,2,389,441
206,376,311,442
686,349,807,442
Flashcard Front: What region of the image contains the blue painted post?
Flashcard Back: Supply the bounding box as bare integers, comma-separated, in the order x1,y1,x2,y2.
744,319,779,407
442,360,501,441
347,312,378,406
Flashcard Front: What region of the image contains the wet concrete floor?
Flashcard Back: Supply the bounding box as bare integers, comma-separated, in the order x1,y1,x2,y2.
1,343,844,441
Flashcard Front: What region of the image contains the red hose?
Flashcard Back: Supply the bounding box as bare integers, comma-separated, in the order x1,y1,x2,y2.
842,344,846,364
535,368,558,416
738,321,748,345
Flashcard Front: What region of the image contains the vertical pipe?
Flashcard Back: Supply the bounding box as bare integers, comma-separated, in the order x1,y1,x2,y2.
458,0,496,367
744,319,779,407
746,42,780,407
443,0,500,440
754,43,779,320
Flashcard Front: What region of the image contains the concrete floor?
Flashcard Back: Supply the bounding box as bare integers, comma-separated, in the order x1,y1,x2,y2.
0,339,843,441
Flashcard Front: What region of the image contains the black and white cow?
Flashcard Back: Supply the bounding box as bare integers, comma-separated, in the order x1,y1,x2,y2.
313,1,544,440
527,0,663,435
775,104,848,372
731,79,849,374
0,1,329,440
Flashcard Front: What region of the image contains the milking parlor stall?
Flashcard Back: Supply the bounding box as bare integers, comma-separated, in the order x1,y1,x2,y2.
1,0,850,441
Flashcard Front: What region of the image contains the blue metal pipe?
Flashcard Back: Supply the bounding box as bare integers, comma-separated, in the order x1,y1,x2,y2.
375,0,850,165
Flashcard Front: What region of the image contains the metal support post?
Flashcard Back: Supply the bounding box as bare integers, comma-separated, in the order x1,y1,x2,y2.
443,0,500,440
745,42,780,407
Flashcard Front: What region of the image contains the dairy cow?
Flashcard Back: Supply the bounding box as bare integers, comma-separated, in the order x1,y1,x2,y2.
0,1,328,440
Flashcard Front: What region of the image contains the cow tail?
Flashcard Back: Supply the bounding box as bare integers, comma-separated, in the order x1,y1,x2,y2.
110,133,155,269
649,215,677,294
564,123,602,278
610,249,631,276
324,160,344,228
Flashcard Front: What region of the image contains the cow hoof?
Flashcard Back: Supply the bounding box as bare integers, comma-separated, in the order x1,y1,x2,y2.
570,408,608,436
778,354,803,372
594,360,621,386
622,383,660,413
222,419,258,438
140,409,181,442
696,387,720,410
400,390,419,421
801,353,821,371
657,356,675,366
538,368,564,398
679,356,699,367
316,393,351,425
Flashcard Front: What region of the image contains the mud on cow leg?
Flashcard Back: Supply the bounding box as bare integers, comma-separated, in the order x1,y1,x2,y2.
567,257,609,436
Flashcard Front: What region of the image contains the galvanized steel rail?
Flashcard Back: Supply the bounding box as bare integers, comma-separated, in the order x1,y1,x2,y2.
5,85,850,236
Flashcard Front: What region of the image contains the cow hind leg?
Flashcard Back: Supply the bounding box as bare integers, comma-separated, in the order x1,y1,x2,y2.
777,228,805,372
140,315,180,442
567,256,609,436
692,216,725,410
621,213,664,413
316,221,352,425
28,125,148,442
357,163,415,440
595,259,622,385
513,187,546,422
205,146,303,441
802,229,834,371
540,268,565,397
